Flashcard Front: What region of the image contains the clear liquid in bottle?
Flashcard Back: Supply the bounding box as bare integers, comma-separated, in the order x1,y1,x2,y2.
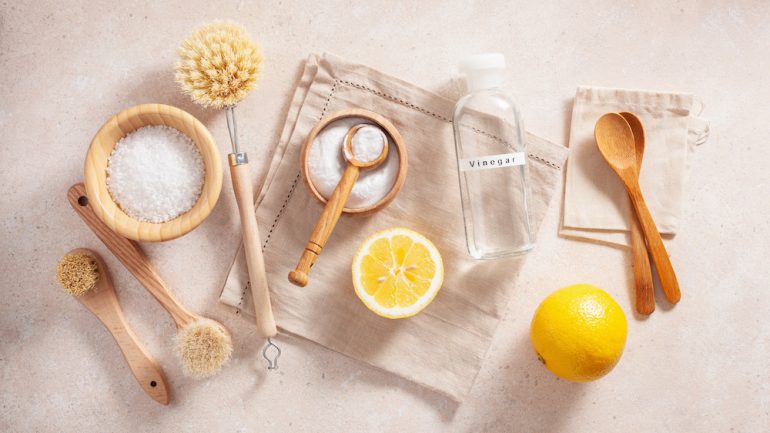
452,53,534,259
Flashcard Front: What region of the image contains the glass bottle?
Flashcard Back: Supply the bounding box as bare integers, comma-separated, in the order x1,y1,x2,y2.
452,53,534,259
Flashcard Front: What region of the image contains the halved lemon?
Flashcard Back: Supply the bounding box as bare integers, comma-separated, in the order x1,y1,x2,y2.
352,227,444,319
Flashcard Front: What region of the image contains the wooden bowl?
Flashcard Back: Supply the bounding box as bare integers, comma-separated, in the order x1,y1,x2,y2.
299,108,408,214
83,103,223,242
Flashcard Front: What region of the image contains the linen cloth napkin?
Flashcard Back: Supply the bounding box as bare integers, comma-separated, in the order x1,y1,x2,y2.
561,86,709,247
220,53,568,402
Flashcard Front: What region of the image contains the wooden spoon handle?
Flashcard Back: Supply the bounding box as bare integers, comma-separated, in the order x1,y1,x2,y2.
628,185,681,304
289,164,360,287
630,204,655,314
73,249,170,405
67,183,194,326
230,162,277,338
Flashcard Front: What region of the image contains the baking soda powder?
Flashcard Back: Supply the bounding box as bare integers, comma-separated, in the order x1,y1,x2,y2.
307,118,398,209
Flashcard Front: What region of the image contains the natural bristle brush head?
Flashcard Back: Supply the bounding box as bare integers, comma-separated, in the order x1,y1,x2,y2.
175,319,233,378
56,253,99,297
175,21,263,109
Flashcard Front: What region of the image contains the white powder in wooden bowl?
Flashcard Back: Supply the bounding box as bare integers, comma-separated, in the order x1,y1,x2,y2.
348,125,386,163
106,125,204,223
307,118,399,209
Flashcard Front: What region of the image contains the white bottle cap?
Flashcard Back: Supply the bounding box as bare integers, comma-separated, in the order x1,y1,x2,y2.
458,53,506,92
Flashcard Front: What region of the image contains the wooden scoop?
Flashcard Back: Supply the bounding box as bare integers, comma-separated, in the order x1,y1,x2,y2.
595,113,681,304
289,125,389,287
619,112,655,315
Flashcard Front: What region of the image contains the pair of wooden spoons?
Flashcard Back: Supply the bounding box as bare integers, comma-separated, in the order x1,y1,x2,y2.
595,113,681,313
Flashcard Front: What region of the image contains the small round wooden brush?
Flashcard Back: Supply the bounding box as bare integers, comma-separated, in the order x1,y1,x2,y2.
176,21,280,368
56,249,170,404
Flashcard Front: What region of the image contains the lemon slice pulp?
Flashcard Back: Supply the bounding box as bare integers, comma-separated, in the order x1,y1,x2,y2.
352,228,444,319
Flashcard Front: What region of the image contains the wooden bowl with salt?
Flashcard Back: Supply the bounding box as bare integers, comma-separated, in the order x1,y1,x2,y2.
83,103,223,242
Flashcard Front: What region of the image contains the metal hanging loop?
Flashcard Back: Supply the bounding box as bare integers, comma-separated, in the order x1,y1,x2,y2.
262,338,281,370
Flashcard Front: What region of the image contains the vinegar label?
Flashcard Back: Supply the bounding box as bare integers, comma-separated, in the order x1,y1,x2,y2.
459,152,526,171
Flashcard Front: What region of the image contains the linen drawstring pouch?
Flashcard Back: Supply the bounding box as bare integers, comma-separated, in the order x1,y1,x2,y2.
219,53,568,402
561,86,709,247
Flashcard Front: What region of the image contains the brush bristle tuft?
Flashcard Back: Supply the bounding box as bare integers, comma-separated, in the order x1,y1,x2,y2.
175,21,263,109
175,319,232,378
56,253,99,297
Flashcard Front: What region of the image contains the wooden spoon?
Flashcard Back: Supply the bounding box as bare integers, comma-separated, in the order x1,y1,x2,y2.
289,125,389,287
619,112,655,315
595,113,681,304
65,248,170,405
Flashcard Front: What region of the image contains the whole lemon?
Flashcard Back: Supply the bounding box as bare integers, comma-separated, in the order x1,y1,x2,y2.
530,284,628,382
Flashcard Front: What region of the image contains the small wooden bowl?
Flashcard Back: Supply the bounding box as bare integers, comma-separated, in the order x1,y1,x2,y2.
300,108,408,214
84,103,223,242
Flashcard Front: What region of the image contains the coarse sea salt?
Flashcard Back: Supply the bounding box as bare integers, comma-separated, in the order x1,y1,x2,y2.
106,125,205,223
307,118,399,209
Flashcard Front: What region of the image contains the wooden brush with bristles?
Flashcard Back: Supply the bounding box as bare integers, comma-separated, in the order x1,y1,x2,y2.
176,21,280,368
56,249,170,404
67,183,234,379
175,21,262,108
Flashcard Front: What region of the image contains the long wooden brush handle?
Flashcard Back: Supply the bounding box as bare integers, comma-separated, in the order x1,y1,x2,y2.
630,206,655,314
628,183,681,304
74,249,170,405
229,162,277,338
67,183,195,327
289,164,360,287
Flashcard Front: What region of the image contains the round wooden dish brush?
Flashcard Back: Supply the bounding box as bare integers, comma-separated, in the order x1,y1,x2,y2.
176,21,280,369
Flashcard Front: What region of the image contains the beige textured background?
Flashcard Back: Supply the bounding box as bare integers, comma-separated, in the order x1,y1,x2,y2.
1,1,768,432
